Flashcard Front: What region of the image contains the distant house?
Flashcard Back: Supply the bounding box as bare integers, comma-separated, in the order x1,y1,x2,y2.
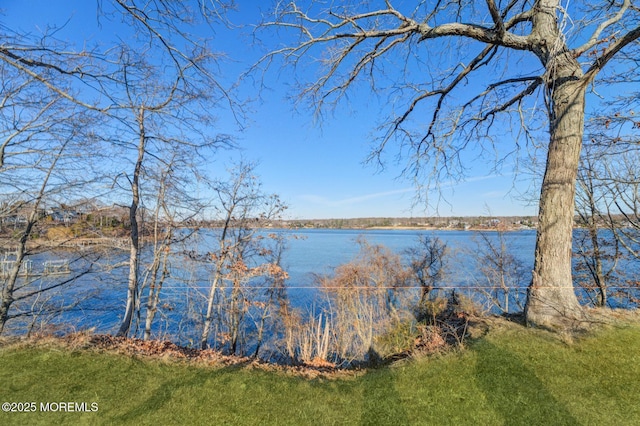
48,208,78,224
90,204,129,227
0,202,45,228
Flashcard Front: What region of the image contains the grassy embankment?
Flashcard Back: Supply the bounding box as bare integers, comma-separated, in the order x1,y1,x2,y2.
1,320,639,425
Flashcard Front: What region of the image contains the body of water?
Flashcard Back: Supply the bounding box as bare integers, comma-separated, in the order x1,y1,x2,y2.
7,228,637,348
279,228,536,306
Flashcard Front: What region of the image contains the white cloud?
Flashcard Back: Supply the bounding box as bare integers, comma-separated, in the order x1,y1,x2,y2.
299,188,414,207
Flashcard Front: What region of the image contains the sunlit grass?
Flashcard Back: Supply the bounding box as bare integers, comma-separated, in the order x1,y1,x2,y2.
1,320,639,425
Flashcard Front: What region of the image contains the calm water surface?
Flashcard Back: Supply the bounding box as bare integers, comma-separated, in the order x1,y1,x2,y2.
21,227,636,341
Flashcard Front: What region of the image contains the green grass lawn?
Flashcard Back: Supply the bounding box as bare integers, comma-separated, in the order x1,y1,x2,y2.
1,321,640,425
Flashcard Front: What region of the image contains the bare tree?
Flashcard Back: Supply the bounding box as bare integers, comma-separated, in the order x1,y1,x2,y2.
0,139,67,333
200,162,288,352
471,224,528,314
111,48,229,337
405,234,448,305
141,158,197,341
574,149,623,307
250,231,290,358
2,1,240,337
575,97,639,307
0,1,238,114
314,238,412,364
603,153,640,261
256,0,640,328
0,90,101,333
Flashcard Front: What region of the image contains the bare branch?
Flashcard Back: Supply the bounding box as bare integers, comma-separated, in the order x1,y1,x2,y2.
486,0,506,36
573,0,632,57
0,50,105,112
467,76,543,124
584,23,640,82
416,20,529,50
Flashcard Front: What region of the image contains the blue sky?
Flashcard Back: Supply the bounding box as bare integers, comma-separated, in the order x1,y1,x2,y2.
3,0,541,219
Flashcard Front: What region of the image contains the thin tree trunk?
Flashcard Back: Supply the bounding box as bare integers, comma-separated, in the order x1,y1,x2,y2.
117,108,145,337
593,253,607,307
143,172,171,340
588,215,607,307
0,141,68,334
0,215,34,334
229,277,243,354
201,255,224,349
143,244,170,340
200,214,232,349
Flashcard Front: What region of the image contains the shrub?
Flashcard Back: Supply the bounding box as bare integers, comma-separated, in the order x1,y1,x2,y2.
46,226,73,240
315,239,416,364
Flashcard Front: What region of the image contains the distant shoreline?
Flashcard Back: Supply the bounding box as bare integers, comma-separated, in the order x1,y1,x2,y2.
270,215,537,232
363,225,532,231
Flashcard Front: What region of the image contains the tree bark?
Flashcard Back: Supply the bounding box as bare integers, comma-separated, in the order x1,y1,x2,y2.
200,214,232,350
117,108,145,337
263,0,640,330
526,55,587,328
0,217,33,334
143,245,170,341
586,188,607,307
0,141,67,334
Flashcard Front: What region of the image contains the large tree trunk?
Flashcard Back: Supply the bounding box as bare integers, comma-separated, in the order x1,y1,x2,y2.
526,54,587,328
